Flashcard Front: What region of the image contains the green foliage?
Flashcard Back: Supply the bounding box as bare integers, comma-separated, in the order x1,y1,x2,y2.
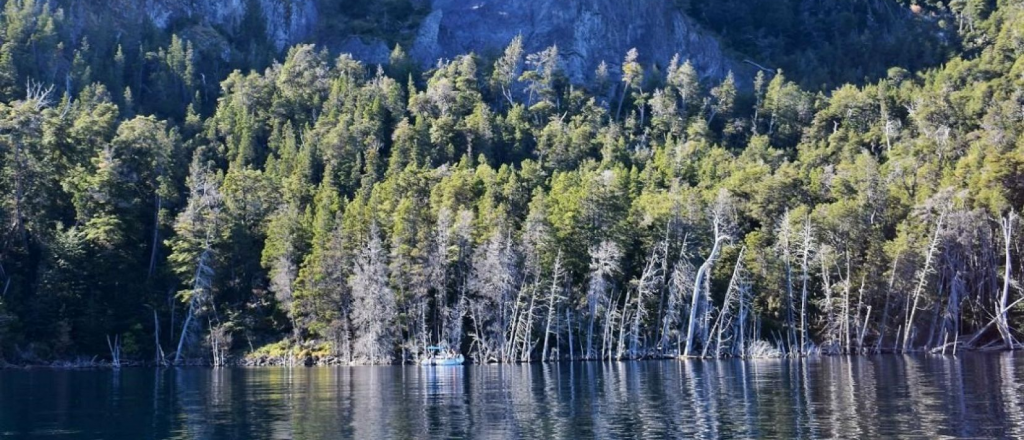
3,1,1024,363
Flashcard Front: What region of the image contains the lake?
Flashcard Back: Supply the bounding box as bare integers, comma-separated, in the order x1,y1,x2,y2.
2,354,1023,439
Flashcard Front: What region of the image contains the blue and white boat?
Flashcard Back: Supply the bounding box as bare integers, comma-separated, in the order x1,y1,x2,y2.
420,346,465,366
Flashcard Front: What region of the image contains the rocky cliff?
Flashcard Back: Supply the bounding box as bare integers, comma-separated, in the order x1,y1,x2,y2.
411,0,736,82
100,0,736,82
88,0,317,51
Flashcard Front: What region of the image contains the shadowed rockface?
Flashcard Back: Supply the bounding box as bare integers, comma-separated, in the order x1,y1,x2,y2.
99,0,736,82
136,0,318,51
410,0,737,82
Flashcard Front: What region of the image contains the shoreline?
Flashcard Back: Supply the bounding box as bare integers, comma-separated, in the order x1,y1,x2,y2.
2,348,1017,370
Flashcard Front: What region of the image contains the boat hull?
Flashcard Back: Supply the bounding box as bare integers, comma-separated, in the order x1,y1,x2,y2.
420,355,465,366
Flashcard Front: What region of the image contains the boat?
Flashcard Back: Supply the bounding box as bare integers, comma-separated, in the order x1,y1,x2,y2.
420,346,465,366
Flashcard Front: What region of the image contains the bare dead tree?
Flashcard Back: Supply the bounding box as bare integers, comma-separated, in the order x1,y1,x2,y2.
349,224,397,365
817,245,841,353
627,238,667,358
519,283,540,362
541,250,565,362
998,210,1018,348
705,247,747,358
208,322,232,367
175,244,214,364
875,249,902,354
683,190,733,357
602,288,622,360
903,212,946,353
468,228,518,362
841,253,853,353
798,214,815,354
586,241,621,359
107,335,121,368
171,156,224,365
661,242,695,354
25,80,55,108
145,305,166,365
507,281,538,362
777,211,798,353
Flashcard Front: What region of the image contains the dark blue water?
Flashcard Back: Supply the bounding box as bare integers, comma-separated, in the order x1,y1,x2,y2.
2,354,1023,439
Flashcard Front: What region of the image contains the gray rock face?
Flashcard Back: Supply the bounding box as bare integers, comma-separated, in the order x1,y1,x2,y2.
411,0,736,82
337,37,392,66
122,0,735,82
139,0,317,51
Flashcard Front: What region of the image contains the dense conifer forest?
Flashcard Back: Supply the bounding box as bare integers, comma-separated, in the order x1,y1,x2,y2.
0,0,1022,365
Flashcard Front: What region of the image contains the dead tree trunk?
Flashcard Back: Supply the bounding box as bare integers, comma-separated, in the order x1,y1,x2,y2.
778,212,797,353
998,211,1017,349
798,215,813,355
875,250,902,353
603,289,622,360
150,307,165,365
542,252,563,362
520,286,538,362
616,287,632,360
903,213,944,353
684,194,734,357
586,241,621,360
706,247,746,358
148,194,162,278
629,240,666,359
566,309,574,360
174,245,214,364
842,253,852,353
107,335,122,368
505,281,528,362
684,234,727,357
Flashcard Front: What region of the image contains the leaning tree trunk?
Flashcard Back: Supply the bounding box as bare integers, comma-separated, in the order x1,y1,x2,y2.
174,246,214,364
706,247,746,358
903,214,944,353
684,235,726,357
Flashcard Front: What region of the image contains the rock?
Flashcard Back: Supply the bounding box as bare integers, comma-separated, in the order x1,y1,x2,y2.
336,37,392,67
96,0,737,83
104,0,318,51
410,0,738,83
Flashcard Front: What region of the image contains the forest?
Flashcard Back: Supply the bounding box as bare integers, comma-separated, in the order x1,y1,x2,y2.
0,0,1022,366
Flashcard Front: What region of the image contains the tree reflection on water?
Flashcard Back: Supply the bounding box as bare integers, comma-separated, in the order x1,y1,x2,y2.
1,354,1023,439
